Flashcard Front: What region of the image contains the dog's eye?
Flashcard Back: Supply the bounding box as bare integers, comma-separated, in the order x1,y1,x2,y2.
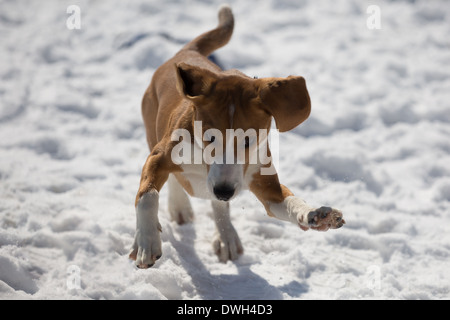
209,136,216,143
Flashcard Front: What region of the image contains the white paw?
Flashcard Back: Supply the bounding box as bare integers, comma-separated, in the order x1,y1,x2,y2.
129,223,162,269
130,191,163,269
212,227,243,263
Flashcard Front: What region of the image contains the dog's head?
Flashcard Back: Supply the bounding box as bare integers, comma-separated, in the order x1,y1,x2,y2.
175,63,311,201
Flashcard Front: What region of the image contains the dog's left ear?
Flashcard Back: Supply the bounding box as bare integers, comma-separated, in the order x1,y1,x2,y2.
258,76,311,132
175,63,218,101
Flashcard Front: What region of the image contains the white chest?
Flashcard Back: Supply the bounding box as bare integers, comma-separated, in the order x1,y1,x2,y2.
179,163,212,199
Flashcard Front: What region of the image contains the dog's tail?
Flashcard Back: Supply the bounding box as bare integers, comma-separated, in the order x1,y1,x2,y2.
182,4,234,57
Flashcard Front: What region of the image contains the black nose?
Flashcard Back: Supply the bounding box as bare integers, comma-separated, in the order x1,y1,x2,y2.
213,184,235,201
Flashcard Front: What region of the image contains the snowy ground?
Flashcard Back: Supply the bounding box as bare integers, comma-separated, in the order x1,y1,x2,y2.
1,0,450,300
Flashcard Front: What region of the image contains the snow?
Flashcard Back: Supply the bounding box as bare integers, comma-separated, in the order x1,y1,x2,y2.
1,0,450,300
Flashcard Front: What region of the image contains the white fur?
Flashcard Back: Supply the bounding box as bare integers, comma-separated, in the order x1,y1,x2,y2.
211,200,243,262
207,163,243,200
167,174,194,223
130,190,162,267
268,196,315,228
179,163,211,199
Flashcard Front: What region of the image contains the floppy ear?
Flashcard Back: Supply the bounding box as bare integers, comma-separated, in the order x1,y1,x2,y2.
259,76,311,132
175,63,218,100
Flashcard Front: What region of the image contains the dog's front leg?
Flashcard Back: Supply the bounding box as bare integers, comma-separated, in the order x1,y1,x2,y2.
129,148,173,268
129,189,162,268
269,194,345,231
211,200,243,262
250,172,345,231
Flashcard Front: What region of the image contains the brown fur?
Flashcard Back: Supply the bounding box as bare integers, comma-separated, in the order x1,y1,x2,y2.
130,6,345,269
137,7,310,207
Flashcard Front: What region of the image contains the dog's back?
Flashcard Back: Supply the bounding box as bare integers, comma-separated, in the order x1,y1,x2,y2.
142,5,234,150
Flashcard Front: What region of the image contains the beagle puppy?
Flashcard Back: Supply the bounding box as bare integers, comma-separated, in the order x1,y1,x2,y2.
129,5,345,268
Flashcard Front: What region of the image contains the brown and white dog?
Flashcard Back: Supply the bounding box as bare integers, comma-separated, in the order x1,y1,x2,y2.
129,5,345,269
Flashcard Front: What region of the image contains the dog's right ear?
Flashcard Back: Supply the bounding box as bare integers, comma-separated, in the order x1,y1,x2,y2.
175,63,218,100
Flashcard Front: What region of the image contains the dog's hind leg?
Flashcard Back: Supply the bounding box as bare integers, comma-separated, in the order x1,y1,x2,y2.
168,174,194,224
211,200,243,262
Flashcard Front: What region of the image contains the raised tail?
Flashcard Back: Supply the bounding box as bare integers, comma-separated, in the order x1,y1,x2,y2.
182,4,234,57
